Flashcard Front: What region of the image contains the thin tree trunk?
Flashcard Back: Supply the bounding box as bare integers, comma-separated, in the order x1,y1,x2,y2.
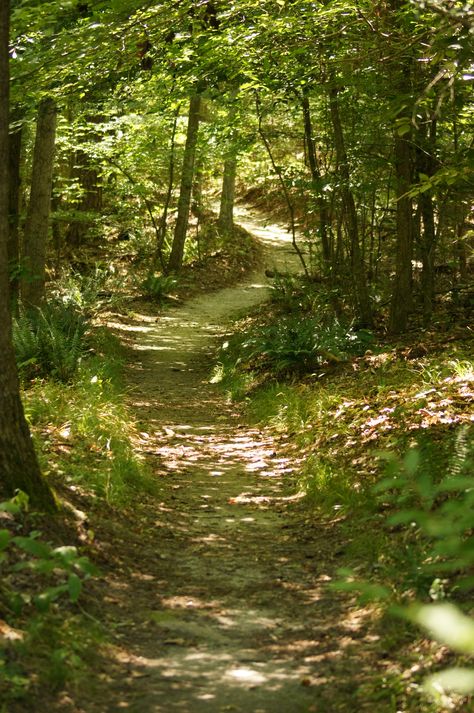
329,85,372,326
256,92,309,276
192,156,204,220
389,130,414,333
386,0,416,333
21,97,57,308
419,187,436,324
156,106,180,267
218,93,238,237
167,94,201,273
65,149,102,247
301,90,331,266
8,111,22,308
218,155,237,235
0,2,56,511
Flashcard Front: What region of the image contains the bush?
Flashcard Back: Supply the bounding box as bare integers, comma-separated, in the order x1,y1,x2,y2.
13,302,89,382
139,273,178,302
238,315,374,375
0,493,99,703
376,425,474,592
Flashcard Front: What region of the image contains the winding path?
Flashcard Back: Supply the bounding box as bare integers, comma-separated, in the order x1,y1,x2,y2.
85,213,377,713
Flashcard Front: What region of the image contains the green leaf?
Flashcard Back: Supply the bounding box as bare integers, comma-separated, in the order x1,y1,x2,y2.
408,603,474,654
13,535,52,559
0,530,11,552
424,668,474,698
33,585,68,612
403,448,420,475
0,501,21,515
68,573,82,603
74,556,100,577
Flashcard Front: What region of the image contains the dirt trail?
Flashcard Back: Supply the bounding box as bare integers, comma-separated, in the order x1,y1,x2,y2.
87,213,378,713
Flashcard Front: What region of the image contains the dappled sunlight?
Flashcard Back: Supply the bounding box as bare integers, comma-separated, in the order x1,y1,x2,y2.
85,214,388,713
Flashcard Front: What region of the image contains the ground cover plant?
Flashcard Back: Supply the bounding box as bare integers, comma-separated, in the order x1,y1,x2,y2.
0,492,101,708
215,271,474,710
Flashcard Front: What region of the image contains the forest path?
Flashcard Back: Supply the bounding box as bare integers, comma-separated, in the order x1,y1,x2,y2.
87,212,377,713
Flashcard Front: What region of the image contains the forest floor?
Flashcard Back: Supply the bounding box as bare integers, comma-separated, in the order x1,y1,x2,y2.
43,211,394,713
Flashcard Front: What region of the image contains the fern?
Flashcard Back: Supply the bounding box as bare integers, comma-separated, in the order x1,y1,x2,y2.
12,315,40,373
13,303,89,383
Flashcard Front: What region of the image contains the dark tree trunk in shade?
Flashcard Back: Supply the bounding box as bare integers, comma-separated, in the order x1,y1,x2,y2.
21,97,57,308
416,120,437,325
65,149,103,247
0,1,57,511
168,94,201,273
8,112,22,307
301,90,331,266
389,130,414,333
329,85,372,326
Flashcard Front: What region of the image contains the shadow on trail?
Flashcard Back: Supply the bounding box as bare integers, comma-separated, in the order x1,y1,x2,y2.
70,215,389,713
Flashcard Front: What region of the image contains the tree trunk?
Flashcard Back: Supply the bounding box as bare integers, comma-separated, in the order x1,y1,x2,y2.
167,94,201,273
389,130,414,333
329,85,372,326
218,155,237,235
21,97,57,308
8,111,22,308
0,1,56,511
301,90,331,266
65,148,103,247
156,106,179,268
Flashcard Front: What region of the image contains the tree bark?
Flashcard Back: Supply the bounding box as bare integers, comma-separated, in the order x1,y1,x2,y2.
167,94,201,273
218,155,237,235
21,97,57,308
65,149,103,247
0,1,56,511
8,111,22,308
389,129,414,333
301,90,331,266
329,85,372,326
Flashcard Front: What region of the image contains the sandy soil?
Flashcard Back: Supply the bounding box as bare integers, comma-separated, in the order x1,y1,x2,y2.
67,213,383,713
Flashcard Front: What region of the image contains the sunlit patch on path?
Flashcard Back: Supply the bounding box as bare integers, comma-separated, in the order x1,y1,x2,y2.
84,215,380,713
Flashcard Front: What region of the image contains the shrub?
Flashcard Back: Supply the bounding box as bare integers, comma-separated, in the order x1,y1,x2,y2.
13,302,89,382
239,315,374,375
139,273,178,302
0,493,99,703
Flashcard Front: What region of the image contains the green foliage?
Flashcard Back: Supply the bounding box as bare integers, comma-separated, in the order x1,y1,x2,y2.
0,494,99,702
139,273,178,302
221,314,374,378
333,430,474,707
269,272,322,312
23,329,158,505
53,263,120,312
13,302,89,382
376,426,474,590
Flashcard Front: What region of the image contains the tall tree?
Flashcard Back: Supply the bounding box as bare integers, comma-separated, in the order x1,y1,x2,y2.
218,97,239,236
21,96,57,308
0,0,57,511
167,93,201,273
328,83,372,327
8,109,22,308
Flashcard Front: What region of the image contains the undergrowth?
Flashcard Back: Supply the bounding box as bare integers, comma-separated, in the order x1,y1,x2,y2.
214,272,474,711
0,494,101,707
22,327,157,505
